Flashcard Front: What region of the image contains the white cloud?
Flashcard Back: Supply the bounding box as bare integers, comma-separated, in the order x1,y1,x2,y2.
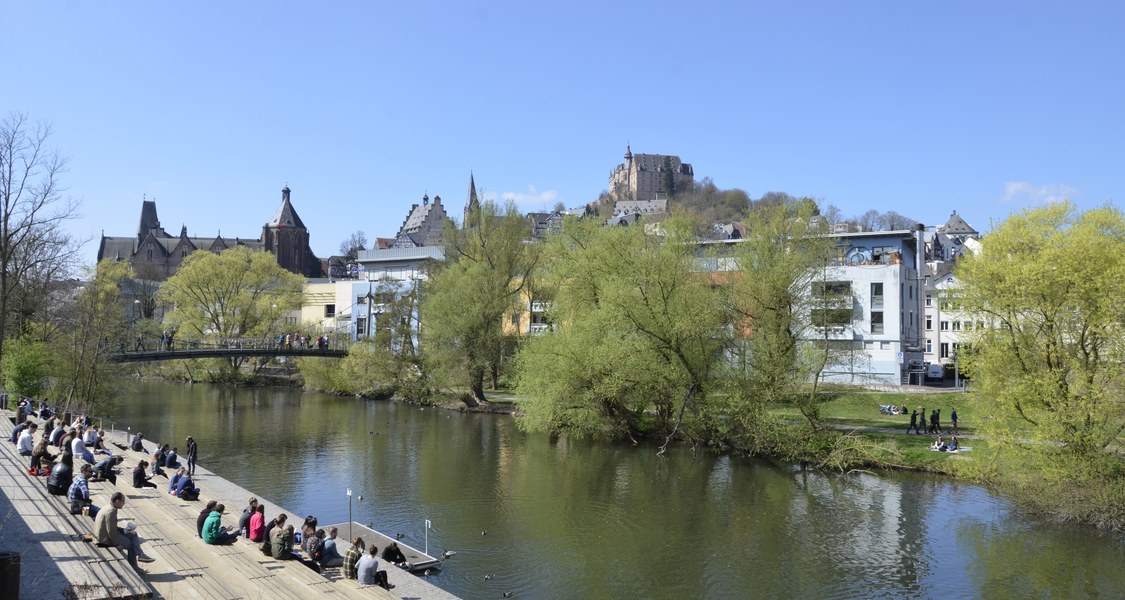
500,185,559,207
999,181,1077,206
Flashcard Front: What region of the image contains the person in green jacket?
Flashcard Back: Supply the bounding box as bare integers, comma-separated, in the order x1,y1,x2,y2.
202,503,241,545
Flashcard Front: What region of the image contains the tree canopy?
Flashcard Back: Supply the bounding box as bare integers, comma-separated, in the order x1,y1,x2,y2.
422,201,541,404
957,202,1125,459
515,217,728,450
159,246,304,372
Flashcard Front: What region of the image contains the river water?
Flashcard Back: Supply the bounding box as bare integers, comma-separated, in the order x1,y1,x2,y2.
107,381,1124,599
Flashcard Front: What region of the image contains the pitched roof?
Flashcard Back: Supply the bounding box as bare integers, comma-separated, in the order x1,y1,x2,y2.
940,210,977,236
267,188,307,229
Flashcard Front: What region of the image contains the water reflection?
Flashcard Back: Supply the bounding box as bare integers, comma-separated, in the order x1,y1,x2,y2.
112,381,1125,599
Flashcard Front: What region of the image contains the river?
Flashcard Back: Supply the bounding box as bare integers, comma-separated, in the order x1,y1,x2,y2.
106,381,1124,599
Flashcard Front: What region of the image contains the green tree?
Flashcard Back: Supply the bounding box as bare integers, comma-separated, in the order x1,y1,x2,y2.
422,201,540,405
957,202,1125,458
159,246,304,375
515,218,728,452
52,260,130,414
728,200,859,429
2,333,50,398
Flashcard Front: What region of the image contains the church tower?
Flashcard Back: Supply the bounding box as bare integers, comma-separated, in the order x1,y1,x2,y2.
262,185,317,277
464,172,480,229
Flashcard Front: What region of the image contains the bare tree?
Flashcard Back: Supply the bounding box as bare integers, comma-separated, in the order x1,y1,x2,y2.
339,230,368,261
0,112,80,365
876,210,918,231
856,209,880,231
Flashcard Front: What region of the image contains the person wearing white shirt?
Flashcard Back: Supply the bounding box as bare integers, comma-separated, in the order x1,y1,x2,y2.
72,431,94,464
17,423,37,456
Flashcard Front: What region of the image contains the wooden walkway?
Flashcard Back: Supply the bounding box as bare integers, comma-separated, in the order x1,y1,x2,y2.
1,410,414,600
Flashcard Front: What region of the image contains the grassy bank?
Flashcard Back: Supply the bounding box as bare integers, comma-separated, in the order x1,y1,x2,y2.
772,390,1125,531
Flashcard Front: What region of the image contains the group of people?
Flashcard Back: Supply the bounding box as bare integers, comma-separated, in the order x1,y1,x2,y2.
276,333,330,351
342,536,399,590
13,407,399,589
906,406,959,435
9,408,209,574
139,434,198,479
12,412,118,481
931,435,961,452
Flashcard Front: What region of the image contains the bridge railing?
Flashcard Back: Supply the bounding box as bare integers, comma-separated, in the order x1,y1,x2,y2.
116,335,350,354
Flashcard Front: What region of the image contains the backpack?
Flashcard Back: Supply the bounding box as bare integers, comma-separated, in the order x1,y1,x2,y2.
306,536,323,562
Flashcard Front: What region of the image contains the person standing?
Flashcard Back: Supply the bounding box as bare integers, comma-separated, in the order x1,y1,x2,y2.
185,436,198,477
951,407,959,434
906,409,921,435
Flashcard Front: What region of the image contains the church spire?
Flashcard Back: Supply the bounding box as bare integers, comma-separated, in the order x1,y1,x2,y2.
464,172,480,229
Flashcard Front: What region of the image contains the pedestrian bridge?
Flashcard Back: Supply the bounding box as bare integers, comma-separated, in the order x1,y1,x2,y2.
110,336,349,362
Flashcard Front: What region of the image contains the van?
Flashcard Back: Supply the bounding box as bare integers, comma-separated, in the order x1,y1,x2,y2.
925,363,945,381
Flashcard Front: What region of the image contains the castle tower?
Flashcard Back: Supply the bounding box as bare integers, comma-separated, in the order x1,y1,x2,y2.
262,185,316,277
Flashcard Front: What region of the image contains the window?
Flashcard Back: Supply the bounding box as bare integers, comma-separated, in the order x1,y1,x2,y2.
356,317,367,337
871,283,884,308
963,321,973,331
926,338,932,353
926,316,933,330
925,294,932,307
325,304,336,318
940,321,949,331
940,342,950,358
952,342,961,357
952,321,961,331
871,311,884,334
357,296,367,305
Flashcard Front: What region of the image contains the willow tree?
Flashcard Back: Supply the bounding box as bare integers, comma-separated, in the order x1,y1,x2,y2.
422,201,540,405
957,202,1125,459
159,246,304,376
515,218,728,452
728,199,857,429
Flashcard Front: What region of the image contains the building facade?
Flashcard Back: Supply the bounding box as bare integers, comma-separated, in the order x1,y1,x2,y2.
97,186,322,279
608,146,693,202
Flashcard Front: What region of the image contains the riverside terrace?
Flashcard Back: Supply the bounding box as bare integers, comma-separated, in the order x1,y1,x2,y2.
0,408,459,600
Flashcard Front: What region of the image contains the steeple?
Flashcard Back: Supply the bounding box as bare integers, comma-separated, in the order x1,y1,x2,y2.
464,172,480,228
624,144,633,162
268,185,306,229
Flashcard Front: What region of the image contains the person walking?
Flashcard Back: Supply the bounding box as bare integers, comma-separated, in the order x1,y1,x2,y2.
185,436,198,477
928,409,938,434
951,407,959,434
934,409,944,434
906,409,921,434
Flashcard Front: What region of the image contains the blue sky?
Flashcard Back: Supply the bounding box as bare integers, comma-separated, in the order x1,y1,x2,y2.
6,2,1122,267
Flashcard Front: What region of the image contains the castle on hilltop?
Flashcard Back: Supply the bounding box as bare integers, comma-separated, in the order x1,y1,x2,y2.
608,145,694,203
97,186,323,279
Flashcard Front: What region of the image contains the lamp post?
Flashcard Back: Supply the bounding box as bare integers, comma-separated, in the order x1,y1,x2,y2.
347,488,352,542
